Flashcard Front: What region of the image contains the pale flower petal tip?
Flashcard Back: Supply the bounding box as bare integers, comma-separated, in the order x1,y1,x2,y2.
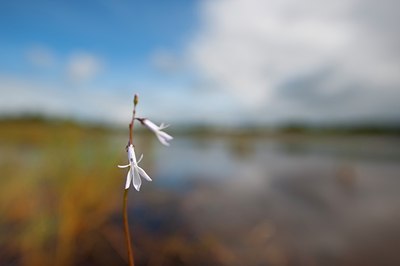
159,123,170,130
125,169,132,189
137,166,152,182
133,168,141,191
137,154,143,164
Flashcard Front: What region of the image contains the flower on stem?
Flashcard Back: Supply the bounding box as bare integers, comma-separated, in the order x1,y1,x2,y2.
138,118,173,146
118,144,152,191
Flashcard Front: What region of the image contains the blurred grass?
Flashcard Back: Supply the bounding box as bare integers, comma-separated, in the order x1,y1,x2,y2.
0,118,127,265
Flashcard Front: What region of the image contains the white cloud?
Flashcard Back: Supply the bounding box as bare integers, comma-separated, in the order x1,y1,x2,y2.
0,75,131,125
188,0,400,123
67,52,103,82
150,49,180,73
26,46,55,68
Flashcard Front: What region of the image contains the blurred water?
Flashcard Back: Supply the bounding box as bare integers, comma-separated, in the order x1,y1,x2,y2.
132,135,400,266
1,126,400,265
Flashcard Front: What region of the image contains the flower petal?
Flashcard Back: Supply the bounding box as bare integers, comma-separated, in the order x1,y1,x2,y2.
128,145,137,164
118,164,130,168
125,169,132,189
137,154,143,164
137,166,152,181
156,132,170,146
143,119,160,132
132,167,141,191
158,131,173,141
159,123,170,130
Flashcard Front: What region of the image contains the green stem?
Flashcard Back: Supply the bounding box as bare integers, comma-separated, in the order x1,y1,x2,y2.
123,188,135,266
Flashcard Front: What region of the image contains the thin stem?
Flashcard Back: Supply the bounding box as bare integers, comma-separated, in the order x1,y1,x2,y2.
129,99,137,145
123,189,135,266
124,95,138,266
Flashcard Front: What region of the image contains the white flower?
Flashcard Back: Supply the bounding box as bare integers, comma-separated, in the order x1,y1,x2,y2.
140,118,173,146
118,144,152,191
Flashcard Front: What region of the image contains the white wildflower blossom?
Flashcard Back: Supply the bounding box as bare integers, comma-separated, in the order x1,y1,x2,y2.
118,144,152,191
140,118,173,146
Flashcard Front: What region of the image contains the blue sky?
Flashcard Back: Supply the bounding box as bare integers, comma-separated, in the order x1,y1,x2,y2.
1,0,399,126
0,0,203,125
0,1,196,57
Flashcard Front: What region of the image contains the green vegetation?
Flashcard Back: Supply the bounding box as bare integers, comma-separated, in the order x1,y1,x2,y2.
0,117,126,265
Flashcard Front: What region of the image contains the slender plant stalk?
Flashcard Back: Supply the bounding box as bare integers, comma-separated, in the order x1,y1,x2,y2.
123,189,135,266
123,95,138,266
129,95,137,145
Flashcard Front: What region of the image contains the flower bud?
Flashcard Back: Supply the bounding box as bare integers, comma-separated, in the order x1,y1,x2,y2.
134,94,139,106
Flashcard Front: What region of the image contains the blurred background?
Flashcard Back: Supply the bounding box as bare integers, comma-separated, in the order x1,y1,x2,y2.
1,0,400,265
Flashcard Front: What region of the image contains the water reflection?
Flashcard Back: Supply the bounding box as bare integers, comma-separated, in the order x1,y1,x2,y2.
145,135,400,266
0,124,399,265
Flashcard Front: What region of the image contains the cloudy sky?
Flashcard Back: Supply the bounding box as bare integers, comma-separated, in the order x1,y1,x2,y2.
0,0,399,126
